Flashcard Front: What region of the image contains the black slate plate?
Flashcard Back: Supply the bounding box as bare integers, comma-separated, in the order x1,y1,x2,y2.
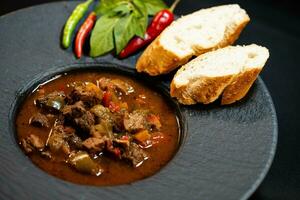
0,2,277,200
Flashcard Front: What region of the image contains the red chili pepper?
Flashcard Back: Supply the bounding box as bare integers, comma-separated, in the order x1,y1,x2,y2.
113,148,121,158
75,12,97,59
102,90,112,107
108,101,120,112
121,135,129,140
119,0,180,58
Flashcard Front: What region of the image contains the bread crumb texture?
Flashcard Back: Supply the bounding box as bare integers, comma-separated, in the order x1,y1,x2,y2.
171,44,270,105
136,4,250,76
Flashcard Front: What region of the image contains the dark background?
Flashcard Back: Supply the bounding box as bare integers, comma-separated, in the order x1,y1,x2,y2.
0,0,299,199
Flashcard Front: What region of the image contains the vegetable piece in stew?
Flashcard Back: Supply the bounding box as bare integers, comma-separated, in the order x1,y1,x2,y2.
16,72,180,186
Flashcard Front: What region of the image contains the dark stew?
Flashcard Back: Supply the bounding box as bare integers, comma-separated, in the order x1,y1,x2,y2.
16,71,180,186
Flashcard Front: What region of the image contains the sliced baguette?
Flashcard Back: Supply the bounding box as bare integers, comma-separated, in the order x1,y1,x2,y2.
170,44,270,105
136,4,250,76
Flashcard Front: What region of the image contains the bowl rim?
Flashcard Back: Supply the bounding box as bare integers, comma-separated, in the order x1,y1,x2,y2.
8,62,188,186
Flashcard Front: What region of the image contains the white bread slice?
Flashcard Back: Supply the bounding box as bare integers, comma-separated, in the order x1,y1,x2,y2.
170,44,270,105
136,4,250,76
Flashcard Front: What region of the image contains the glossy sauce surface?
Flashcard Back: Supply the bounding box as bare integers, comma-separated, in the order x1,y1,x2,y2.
16,72,180,186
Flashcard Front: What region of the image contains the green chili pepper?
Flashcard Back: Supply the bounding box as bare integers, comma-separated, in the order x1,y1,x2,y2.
62,0,93,49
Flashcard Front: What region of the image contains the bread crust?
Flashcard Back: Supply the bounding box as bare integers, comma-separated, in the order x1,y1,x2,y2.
218,19,249,49
221,68,261,105
170,75,234,105
136,37,192,76
136,9,250,76
170,67,262,105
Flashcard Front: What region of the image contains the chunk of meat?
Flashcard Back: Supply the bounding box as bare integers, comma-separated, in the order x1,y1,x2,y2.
48,132,65,152
90,105,113,124
55,113,65,125
62,101,94,132
53,124,76,136
21,134,45,153
35,91,65,112
47,124,70,153
67,134,83,149
90,122,113,138
91,104,127,133
69,82,102,107
111,111,126,132
28,135,45,149
124,110,161,132
74,111,95,132
48,125,82,151
62,101,86,118
122,143,148,167
63,126,76,135
123,110,148,132
29,113,50,128
110,79,134,95
98,78,134,95
82,137,107,152
98,77,113,90
91,104,125,133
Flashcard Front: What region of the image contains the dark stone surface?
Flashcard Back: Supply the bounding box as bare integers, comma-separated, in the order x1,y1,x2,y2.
0,1,278,200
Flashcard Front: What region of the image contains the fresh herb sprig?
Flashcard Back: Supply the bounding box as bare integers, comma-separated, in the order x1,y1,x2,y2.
90,0,167,57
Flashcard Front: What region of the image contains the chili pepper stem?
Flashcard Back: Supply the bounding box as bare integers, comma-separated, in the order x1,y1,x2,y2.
169,0,181,13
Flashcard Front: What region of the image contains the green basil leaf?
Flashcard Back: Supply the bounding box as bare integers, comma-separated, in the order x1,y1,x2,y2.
143,0,168,15
95,0,128,16
112,3,132,16
114,13,136,54
90,15,120,57
132,0,148,38
132,0,148,17
132,15,143,38
132,14,147,38
91,0,162,57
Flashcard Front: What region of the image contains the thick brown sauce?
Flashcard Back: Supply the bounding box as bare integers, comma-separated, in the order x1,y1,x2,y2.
16,72,180,186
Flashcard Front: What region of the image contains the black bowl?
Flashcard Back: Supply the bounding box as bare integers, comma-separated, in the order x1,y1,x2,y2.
9,63,188,182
